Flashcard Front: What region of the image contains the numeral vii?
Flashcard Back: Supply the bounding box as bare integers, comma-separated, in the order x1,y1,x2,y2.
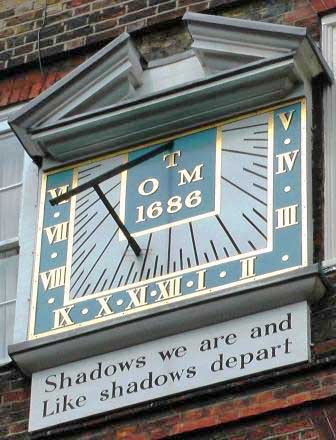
44,221,68,244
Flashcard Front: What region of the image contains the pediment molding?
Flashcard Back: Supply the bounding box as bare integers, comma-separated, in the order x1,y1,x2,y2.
9,12,332,163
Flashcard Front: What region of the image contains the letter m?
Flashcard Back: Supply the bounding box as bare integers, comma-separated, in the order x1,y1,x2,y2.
178,164,203,186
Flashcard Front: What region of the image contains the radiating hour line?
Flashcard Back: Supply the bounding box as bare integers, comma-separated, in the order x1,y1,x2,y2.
173,261,176,272
189,223,199,265
216,215,241,254
71,269,84,291
244,138,268,141
75,213,88,227
242,213,267,240
72,249,86,267
146,268,151,280
221,177,267,206
254,130,268,134
253,207,267,222
222,123,267,133
153,255,159,277
179,248,183,270
72,243,96,277
74,211,98,236
210,239,219,260
132,271,138,283
160,265,164,276
78,173,91,181
253,162,267,169
75,181,121,220
253,183,267,192
101,279,108,291
118,275,124,288
139,234,152,281
223,247,230,257
73,212,109,254
109,245,129,289
204,252,209,263
72,227,119,297
187,257,191,268
243,167,267,180
222,148,267,159
167,228,172,273
77,189,95,203
92,268,107,293
253,146,268,150
248,240,256,250
78,164,102,174
125,262,135,284
73,231,87,249
76,198,90,211
83,284,91,295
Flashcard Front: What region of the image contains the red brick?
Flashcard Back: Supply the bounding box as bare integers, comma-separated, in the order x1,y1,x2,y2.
178,416,218,432
311,0,328,11
3,389,29,403
9,421,28,435
323,0,336,9
273,420,314,435
147,7,186,25
301,430,321,439
314,339,336,354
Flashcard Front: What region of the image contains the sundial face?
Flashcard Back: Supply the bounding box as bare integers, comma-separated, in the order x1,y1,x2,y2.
29,99,307,339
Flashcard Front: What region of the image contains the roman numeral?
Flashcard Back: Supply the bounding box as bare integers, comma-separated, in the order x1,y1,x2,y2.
240,256,256,279
44,221,68,244
40,266,67,290
276,205,298,229
196,270,206,291
52,306,74,329
95,295,113,318
47,185,70,204
156,276,182,301
276,150,299,174
278,110,295,130
125,286,148,310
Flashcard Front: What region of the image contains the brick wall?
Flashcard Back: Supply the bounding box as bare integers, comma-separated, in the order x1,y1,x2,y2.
0,0,333,73
0,0,334,109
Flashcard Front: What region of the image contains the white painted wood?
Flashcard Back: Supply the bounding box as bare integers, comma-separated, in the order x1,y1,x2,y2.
322,15,336,260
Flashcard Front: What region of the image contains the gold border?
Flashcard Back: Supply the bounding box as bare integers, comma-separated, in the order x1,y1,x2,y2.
29,97,308,339
28,173,47,339
301,99,308,267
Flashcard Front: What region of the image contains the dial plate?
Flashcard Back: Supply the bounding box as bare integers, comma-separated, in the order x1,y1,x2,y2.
68,112,270,300
30,100,306,339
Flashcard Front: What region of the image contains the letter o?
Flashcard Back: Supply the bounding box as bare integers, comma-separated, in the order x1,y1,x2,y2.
138,178,159,196
104,364,117,376
154,374,168,387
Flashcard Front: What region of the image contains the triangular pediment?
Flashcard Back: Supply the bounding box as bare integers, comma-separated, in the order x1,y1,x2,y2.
9,12,331,163
11,32,143,130
183,12,329,74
